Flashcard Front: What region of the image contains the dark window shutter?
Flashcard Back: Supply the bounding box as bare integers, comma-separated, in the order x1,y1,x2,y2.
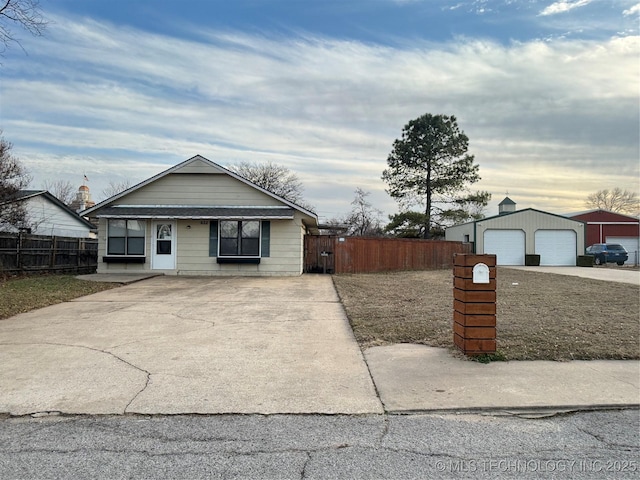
261,221,270,257
209,221,218,257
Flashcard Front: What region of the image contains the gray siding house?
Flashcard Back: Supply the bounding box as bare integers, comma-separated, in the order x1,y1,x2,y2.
82,155,319,276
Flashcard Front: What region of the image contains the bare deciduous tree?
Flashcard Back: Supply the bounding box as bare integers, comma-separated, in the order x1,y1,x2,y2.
585,188,639,216
42,179,75,205
0,0,48,55
0,132,31,230
226,161,314,211
343,188,384,236
101,179,133,201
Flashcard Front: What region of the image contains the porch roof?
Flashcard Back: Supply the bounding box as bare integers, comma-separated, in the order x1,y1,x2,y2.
95,206,295,220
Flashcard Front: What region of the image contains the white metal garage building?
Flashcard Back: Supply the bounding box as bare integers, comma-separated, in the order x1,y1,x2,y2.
445,199,586,266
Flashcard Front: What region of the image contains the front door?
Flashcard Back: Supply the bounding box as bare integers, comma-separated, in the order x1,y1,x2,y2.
152,221,176,270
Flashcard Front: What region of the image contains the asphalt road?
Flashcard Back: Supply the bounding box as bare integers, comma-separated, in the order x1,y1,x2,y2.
0,409,637,479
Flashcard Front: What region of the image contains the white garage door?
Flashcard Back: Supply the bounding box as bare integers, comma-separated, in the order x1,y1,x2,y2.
484,229,525,265
606,237,640,265
535,230,577,266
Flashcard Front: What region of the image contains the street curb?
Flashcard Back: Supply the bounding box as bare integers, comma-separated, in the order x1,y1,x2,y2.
385,403,640,417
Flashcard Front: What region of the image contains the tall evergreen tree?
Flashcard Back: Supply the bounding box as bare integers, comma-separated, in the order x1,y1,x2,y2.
382,113,489,238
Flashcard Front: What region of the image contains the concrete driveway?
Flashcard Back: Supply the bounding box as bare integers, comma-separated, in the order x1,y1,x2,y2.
506,266,640,285
0,276,383,416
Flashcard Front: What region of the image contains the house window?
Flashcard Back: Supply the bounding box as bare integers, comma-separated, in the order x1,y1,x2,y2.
219,220,260,256
209,220,270,258
107,219,145,255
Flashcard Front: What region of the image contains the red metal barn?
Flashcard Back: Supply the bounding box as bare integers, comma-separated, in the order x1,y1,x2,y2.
567,210,640,265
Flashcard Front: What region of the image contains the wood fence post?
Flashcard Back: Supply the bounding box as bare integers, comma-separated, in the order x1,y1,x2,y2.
50,236,57,269
17,232,23,270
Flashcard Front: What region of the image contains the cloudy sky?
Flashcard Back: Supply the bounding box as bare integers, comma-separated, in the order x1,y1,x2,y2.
1,0,638,222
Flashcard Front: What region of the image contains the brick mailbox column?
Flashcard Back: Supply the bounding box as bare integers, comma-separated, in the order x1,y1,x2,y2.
453,253,497,355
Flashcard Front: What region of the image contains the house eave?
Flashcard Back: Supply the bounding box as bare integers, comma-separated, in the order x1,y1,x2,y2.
93,205,296,220
98,215,295,220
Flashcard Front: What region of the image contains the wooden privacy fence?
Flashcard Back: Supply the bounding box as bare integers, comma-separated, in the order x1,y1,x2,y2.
305,236,473,274
0,232,98,274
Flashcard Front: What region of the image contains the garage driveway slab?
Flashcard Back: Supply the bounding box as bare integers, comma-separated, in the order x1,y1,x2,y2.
0,276,383,416
506,266,640,285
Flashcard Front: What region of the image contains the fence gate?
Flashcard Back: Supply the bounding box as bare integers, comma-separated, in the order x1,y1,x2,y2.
304,235,336,273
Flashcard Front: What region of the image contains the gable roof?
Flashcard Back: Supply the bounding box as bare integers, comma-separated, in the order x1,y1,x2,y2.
486,208,586,225
448,207,586,229
3,190,95,229
498,196,516,206
566,209,640,222
82,155,318,222
1,189,43,203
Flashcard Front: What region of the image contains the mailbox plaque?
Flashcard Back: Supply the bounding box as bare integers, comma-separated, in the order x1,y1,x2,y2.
472,263,490,284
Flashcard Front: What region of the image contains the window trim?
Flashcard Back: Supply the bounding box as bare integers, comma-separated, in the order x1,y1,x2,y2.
209,220,271,259
106,219,146,257
218,219,261,258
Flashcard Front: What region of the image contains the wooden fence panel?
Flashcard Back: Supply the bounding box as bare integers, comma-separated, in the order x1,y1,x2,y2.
0,234,18,270
305,235,473,274
0,232,98,274
20,235,53,269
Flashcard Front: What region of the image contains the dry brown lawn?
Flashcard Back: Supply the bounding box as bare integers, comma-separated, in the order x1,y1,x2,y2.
333,268,640,361
0,275,118,320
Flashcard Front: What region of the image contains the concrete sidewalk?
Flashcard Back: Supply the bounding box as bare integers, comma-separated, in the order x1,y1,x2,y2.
365,344,640,413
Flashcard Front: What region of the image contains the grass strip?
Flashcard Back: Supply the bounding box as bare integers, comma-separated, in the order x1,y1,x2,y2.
0,275,118,320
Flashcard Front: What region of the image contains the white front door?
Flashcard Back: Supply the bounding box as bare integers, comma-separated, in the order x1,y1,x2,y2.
152,221,176,270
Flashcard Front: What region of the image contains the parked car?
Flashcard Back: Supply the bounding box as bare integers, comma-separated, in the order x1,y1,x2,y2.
585,243,628,265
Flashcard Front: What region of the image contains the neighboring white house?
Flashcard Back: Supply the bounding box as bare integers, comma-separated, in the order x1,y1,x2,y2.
1,190,96,238
445,197,586,266
81,155,319,276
